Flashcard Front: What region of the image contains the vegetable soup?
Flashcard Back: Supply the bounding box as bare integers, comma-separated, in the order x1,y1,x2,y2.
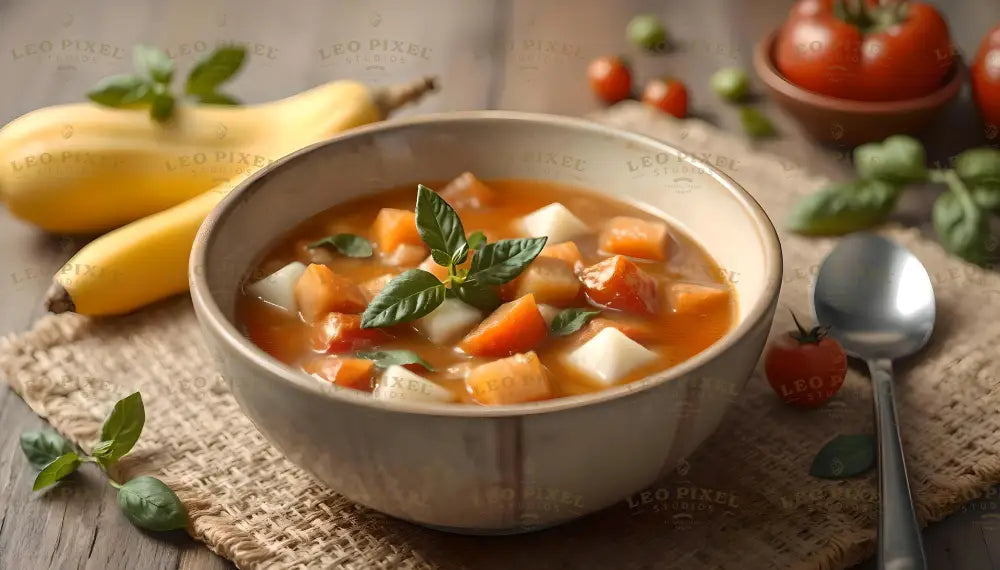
237,173,735,405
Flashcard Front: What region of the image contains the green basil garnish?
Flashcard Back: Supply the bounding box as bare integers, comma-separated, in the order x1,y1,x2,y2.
467,230,487,251
933,184,990,267
550,309,601,336
809,434,875,479
453,280,502,312
308,233,374,258
415,184,469,265
361,269,446,328
32,452,82,491
20,431,76,471
854,135,927,185
355,349,434,371
92,391,145,468
467,237,548,285
786,179,900,235
116,476,189,531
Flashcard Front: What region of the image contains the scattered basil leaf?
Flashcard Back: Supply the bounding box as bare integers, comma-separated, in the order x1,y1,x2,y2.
133,45,173,84
430,249,452,267
786,179,900,235
467,231,487,251
467,237,548,285
710,67,749,102
626,14,668,52
20,431,76,471
972,185,1000,212
550,309,601,336
739,106,775,138
853,135,927,185
117,476,189,531
415,184,468,265
809,434,875,479
933,191,991,266
453,280,502,312
120,83,155,106
954,148,1000,185
355,350,435,371
93,392,145,466
150,93,175,123
193,92,241,106
32,452,81,491
361,269,446,328
308,234,373,258
185,45,247,96
86,74,148,107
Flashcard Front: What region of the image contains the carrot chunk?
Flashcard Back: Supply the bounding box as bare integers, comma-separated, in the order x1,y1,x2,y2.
499,256,581,306
540,241,583,269
599,216,669,261
580,255,659,314
294,264,368,322
576,316,658,345
373,208,423,253
310,312,389,352
302,356,375,391
439,172,498,209
466,352,552,405
669,282,731,317
458,294,548,357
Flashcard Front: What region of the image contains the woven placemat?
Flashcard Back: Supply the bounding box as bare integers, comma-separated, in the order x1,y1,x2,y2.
4,102,1000,570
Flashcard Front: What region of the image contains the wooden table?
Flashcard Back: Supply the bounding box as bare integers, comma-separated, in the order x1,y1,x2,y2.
1,1,998,568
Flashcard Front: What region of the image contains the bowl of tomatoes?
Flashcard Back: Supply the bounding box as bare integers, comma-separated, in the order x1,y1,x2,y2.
753,0,963,145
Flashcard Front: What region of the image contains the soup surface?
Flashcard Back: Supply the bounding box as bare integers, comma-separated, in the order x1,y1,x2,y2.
238,174,735,405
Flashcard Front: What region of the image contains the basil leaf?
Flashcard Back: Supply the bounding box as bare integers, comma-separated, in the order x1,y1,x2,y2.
20,431,76,471
972,185,1000,212
933,191,991,266
308,233,373,258
550,309,601,336
117,476,189,531
32,452,81,491
809,434,875,479
710,67,750,102
93,392,145,466
150,93,175,122
853,135,927,185
87,74,148,107
185,45,247,96
786,179,900,235
415,184,468,264
430,249,452,267
355,350,434,371
361,269,446,328
192,92,241,106
467,237,548,285
467,231,487,251
954,148,1000,185
739,106,775,138
453,280,502,312
133,45,173,84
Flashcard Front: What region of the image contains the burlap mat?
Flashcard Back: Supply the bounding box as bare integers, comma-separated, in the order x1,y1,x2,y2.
3,102,1000,570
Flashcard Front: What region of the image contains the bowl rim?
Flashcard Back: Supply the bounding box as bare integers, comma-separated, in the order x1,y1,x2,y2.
753,29,964,113
190,110,783,418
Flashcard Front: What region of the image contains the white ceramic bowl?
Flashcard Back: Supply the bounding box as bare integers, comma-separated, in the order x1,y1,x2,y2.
189,112,782,534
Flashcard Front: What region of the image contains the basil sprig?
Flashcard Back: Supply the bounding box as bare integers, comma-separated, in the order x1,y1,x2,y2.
87,44,247,122
19,392,188,532
361,185,547,327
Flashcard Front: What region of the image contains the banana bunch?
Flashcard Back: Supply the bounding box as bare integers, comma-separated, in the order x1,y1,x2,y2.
0,77,436,316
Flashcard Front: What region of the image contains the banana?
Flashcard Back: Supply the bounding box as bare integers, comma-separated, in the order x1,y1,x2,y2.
1,77,435,233
45,77,437,316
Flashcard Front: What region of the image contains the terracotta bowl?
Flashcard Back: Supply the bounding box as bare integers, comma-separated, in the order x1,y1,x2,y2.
754,30,964,146
189,112,782,534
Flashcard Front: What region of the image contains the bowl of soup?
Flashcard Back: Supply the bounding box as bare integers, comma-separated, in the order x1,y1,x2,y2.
190,111,781,533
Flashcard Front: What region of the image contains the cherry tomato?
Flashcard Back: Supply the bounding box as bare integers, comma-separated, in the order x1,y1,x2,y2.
641,78,688,118
764,313,847,408
774,0,954,101
587,56,632,104
972,23,1000,137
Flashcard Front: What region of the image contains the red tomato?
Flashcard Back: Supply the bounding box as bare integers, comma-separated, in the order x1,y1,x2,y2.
764,314,847,408
641,78,688,118
972,24,1000,136
587,56,632,104
774,0,954,101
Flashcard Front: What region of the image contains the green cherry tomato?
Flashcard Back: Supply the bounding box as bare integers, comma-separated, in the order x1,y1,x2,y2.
626,14,668,52
711,67,750,102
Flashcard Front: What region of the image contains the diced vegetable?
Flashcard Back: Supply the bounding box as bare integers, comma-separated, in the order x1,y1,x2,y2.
458,294,548,357
598,216,669,261
537,304,561,326
373,208,423,253
381,243,427,267
373,365,454,403
295,238,335,265
415,298,482,345
669,282,731,317
302,356,375,390
247,261,307,313
360,274,395,300
310,312,388,352
565,327,658,386
540,241,583,269
519,203,590,244
500,256,581,306
294,263,368,322
576,316,657,345
580,255,659,314
419,255,450,281
466,352,552,405
439,172,498,209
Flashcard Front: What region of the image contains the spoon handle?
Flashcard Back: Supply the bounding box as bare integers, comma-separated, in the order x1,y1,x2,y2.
867,358,926,570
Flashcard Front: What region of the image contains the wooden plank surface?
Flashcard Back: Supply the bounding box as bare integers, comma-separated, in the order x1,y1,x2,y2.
1,0,998,568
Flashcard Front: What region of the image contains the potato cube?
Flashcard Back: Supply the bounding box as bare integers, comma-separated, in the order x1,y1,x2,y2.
439,172,498,209
247,262,307,313
381,243,427,267
373,365,454,403
565,327,658,386
415,298,482,345
519,203,590,244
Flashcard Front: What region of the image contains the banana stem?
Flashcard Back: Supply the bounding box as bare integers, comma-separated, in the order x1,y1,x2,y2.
372,76,438,118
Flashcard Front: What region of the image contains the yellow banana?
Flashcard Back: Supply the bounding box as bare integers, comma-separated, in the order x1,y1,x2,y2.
1,77,435,233
45,77,437,316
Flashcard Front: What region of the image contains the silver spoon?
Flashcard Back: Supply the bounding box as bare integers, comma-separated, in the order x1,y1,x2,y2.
812,233,935,570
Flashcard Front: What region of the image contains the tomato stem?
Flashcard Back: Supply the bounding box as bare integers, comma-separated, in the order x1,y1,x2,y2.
788,309,829,344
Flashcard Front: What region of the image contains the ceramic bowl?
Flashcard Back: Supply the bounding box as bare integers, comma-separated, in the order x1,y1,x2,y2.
189,112,782,534
754,31,964,146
